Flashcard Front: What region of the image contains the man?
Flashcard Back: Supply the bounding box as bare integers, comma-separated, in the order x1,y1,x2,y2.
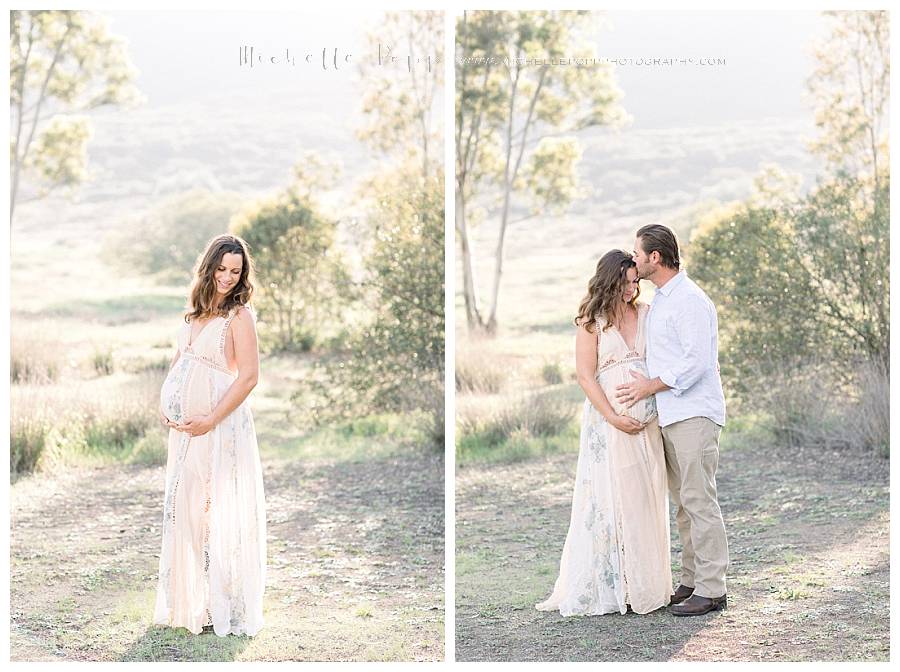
616,223,729,616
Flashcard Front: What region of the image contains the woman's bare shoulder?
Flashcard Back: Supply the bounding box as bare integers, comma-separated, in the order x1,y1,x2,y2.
229,305,258,337
229,304,255,319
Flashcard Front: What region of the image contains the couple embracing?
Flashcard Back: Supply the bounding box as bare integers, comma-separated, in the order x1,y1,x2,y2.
536,223,729,618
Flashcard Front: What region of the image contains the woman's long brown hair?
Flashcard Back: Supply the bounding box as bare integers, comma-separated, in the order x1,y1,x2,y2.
185,234,255,323
574,249,639,333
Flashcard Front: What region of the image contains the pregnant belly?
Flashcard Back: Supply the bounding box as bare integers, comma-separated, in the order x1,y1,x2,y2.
160,358,213,423
160,358,189,423
597,359,658,425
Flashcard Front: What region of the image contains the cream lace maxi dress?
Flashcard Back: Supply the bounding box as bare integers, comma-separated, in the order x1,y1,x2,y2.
155,304,266,636
536,302,672,616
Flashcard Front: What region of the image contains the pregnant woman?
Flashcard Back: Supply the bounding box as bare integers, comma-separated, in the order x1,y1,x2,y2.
155,234,267,636
536,249,671,616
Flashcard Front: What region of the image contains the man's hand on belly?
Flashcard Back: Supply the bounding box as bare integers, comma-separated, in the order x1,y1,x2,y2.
616,371,668,407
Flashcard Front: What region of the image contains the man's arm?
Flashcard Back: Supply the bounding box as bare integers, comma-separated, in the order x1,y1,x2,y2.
657,296,713,397
616,296,712,406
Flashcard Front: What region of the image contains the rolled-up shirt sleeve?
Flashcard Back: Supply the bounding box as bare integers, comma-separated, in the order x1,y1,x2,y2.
657,297,712,397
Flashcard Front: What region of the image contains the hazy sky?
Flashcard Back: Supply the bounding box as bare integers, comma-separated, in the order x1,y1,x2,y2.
593,11,828,128
107,10,391,109
106,9,827,127
42,10,830,214
63,10,445,204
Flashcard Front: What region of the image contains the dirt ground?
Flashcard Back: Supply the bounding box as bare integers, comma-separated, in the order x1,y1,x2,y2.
455,438,889,662
10,447,444,662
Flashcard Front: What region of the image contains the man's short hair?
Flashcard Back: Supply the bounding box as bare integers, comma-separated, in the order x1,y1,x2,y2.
636,223,680,269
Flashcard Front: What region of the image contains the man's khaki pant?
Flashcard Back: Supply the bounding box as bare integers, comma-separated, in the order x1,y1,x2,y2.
661,416,729,598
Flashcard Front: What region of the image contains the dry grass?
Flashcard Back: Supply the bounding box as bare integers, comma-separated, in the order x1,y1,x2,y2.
11,323,64,384
458,392,574,446
455,340,509,394
755,358,890,457
849,359,890,457
10,370,166,475
456,326,582,465
456,389,578,466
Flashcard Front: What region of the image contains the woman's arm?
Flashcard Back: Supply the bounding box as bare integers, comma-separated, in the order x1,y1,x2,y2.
176,307,259,435
575,321,642,435
209,307,259,425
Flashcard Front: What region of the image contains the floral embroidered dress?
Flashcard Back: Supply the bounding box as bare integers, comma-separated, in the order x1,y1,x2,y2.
536,302,671,616
155,305,266,636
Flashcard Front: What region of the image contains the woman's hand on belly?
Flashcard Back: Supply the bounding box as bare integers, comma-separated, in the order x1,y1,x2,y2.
158,407,178,429
174,414,215,438
608,413,645,435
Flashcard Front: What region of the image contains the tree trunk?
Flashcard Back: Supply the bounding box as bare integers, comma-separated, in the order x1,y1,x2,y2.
485,207,510,336
456,186,483,330
485,61,520,335
485,60,544,335
455,10,491,335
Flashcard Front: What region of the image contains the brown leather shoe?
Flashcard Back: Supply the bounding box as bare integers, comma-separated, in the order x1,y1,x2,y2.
671,593,727,616
669,584,694,606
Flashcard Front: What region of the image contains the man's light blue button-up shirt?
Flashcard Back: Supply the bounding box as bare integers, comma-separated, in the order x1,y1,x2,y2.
645,270,726,428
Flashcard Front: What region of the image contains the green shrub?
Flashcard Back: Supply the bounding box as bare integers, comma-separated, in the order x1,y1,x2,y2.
101,188,245,285
233,183,352,353
92,348,114,376
296,164,444,448
338,414,396,438
540,360,563,385
688,172,889,454
127,432,167,467
10,411,51,476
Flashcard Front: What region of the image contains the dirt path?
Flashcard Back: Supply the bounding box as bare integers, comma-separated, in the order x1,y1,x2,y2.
10,447,444,662
455,439,889,662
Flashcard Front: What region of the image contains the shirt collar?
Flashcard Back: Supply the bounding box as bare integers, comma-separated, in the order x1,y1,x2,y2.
656,270,686,297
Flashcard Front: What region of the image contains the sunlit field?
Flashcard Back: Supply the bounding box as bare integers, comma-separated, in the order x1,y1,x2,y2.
10,8,444,662
453,9,888,659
